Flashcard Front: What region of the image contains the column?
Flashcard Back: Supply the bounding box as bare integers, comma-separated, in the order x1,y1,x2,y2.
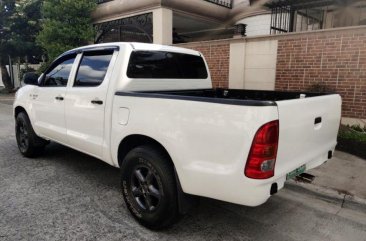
153,8,173,45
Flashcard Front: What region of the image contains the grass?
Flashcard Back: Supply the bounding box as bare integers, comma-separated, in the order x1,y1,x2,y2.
338,125,366,143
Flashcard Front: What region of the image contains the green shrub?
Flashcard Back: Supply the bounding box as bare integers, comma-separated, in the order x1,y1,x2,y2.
338,125,366,143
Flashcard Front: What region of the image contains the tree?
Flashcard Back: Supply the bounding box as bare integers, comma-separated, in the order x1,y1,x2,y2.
0,0,42,91
10,0,43,61
37,0,96,61
0,0,16,90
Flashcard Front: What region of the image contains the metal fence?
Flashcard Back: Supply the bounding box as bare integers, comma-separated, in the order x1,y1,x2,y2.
204,0,233,8
97,0,233,8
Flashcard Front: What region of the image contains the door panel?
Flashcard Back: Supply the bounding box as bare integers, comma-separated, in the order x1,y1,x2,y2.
65,50,114,158
32,87,67,142
32,55,76,143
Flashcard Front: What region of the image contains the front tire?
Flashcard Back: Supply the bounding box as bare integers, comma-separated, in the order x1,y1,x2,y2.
15,112,47,157
121,145,179,230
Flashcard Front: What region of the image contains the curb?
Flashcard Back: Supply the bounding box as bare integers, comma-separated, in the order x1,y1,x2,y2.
285,180,366,212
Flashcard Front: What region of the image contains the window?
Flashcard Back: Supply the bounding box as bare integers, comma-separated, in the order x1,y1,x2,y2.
43,55,76,87
74,50,113,87
127,51,208,79
178,54,208,79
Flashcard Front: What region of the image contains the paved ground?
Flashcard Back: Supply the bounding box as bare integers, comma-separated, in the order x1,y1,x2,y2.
0,101,365,241
307,151,366,200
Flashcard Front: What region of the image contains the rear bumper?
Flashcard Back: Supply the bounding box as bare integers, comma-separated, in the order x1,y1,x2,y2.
179,148,334,207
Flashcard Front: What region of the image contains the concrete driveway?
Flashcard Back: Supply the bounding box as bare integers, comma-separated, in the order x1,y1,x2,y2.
0,101,365,241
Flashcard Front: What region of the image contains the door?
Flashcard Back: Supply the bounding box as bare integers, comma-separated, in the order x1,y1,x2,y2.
32,54,77,143
65,50,115,158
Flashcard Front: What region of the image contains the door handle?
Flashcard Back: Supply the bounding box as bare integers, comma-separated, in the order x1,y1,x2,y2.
91,99,103,105
55,96,64,101
314,117,322,125
30,94,38,100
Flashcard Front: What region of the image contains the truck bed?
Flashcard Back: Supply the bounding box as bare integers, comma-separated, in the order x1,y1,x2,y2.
157,89,329,101
113,87,341,206
117,89,332,106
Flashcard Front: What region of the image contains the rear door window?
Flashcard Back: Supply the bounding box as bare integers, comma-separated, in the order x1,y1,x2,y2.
74,50,114,87
127,51,208,79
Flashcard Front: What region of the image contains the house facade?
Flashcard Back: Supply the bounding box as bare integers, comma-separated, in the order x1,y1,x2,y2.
93,0,366,44
93,0,253,45
93,0,366,126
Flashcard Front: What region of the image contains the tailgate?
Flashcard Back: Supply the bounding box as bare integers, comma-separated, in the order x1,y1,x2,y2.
275,94,342,177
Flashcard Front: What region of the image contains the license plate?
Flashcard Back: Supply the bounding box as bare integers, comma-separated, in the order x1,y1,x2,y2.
286,165,306,180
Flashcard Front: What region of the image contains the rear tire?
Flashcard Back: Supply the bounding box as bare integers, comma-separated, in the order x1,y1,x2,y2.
121,145,179,230
15,112,47,158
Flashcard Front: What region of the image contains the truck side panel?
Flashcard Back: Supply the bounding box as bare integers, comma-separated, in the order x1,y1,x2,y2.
111,95,279,206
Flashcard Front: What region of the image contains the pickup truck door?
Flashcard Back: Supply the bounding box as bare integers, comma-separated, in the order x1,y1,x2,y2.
64,49,115,158
31,54,77,143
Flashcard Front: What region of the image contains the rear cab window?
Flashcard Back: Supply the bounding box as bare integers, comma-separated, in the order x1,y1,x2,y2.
127,51,208,79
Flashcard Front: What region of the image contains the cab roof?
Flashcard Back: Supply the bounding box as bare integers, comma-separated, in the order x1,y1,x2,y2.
64,42,201,57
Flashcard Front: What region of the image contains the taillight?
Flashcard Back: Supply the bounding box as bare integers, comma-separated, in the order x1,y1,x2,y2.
245,120,279,179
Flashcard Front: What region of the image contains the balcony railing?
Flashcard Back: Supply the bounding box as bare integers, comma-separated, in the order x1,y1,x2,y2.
204,0,233,8
97,0,233,8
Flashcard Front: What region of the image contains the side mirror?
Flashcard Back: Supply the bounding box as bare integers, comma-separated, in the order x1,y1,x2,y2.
23,72,39,86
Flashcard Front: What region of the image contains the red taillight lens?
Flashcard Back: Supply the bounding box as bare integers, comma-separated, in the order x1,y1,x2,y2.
245,120,279,179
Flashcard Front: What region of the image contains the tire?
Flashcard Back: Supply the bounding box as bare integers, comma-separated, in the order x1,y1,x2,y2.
121,145,179,230
15,112,47,158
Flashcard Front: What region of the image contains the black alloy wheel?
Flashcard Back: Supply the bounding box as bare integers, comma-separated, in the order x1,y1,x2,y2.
130,164,163,212
16,118,29,153
121,145,179,230
15,112,47,157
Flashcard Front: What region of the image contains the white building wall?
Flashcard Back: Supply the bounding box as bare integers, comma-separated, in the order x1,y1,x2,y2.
243,40,278,90
0,64,41,88
228,42,246,89
236,14,271,37
229,39,278,91
0,68,3,87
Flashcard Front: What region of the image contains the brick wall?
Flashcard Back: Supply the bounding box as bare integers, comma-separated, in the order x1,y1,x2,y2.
275,28,366,119
177,27,366,119
175,41,230,88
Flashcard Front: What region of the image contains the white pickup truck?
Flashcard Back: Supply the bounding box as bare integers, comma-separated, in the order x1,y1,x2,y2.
14,42,341,229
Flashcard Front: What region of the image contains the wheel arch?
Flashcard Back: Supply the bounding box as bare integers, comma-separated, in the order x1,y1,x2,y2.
14,106,27,118
117,134,172,168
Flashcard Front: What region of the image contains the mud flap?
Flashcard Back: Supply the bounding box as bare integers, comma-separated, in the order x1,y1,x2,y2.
174,168,199,214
